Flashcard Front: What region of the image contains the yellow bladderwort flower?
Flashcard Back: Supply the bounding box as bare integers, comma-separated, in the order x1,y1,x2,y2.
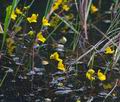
50,52,61,61
62,4,70,11
42,17,50,26
37,32,46,43
52,3,59,11
86,69,95,81
11,11,17,20
52,0,62,11
50,52,65,71
97,70,106,81
105,47,114,54
58,60,65,72
27,14,38,23
90,4,98,13
57,0,62,4
15,8,22,15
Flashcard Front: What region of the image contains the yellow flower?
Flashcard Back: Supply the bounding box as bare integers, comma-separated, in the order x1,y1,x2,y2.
11,11,17,20
37,32,46,43
62,5,70,11
42,17,50,26
52,3,59,11
50,52,65,71
27,14,38,23
52,0,62,11
90,4,98,13
58,60,65,72
105,47,114,54
15,8,22,15
97,70,106,81
50,52,61,61
57,0,62,4
86,69,95,81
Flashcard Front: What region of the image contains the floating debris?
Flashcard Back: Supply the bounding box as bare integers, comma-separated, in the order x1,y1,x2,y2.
98,92,108,97
102,20,111,23
42,60,49,65
55,88,72,95
57,77,65,81
6,68,13,73
27,70,36,75
18,75,27,79
34,67,45,72
35,99,41,102
11,80,16,83
55,44,64,52
44,98,51,102
59,36,67,44
29,93,35,97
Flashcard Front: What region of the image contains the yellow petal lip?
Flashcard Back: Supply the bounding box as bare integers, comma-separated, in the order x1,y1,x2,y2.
90,4,98,13
15,8,22,15
50,52,65,72
52,0,62,11
63,5,70,11
27,14,38,23
42,17,51,26
37,32,46,43
86,69,95,81
57,60,65,72
50,52,61,61
105,47,114,54
11,11,17,20
97,69,106,81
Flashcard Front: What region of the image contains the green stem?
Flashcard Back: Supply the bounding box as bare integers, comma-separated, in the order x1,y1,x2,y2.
0,72,8,88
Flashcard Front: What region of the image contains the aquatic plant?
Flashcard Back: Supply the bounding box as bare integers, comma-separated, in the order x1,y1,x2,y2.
0,0,120,101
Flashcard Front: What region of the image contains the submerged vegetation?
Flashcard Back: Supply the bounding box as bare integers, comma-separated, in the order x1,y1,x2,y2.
0,0,120,102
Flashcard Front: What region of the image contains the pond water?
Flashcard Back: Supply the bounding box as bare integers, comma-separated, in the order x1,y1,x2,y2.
0,0,120,102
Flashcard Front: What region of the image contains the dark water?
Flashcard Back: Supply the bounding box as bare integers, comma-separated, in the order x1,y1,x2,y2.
0,0,120,102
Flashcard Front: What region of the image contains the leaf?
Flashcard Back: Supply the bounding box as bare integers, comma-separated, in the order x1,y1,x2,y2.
1,0,20,49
